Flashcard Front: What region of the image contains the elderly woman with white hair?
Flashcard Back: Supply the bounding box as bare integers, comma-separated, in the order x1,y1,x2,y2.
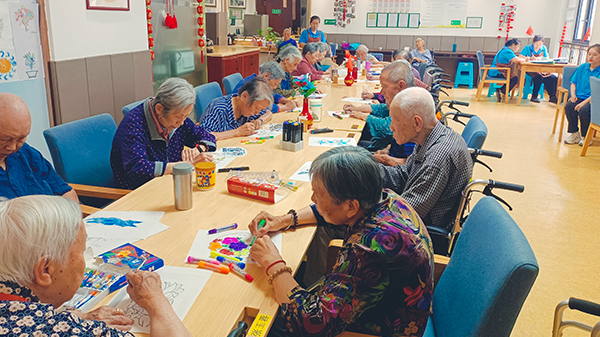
248,146,434,337
356,44,387,66
276,28,297,55
0,195,192,336
199,77,274,140
232,61,297,113
111,77,216,190
291,42,331,80
411,38,433,66
313,42,331,72
275,47,302,97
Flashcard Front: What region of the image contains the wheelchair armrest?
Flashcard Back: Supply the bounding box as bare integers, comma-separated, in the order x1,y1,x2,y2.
570,298,600,317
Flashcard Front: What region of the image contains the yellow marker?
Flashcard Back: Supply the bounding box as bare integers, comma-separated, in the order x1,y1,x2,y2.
210,250,243,262
247,314,273,337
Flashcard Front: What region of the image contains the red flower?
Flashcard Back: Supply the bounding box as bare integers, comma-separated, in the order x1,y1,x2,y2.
403,286,423,306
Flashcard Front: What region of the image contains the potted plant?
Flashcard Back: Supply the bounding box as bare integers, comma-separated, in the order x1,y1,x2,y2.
292,74,317,128
23,52,38,78
257,27,280,44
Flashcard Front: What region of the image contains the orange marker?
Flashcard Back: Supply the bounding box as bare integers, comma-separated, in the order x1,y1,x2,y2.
198,260,230,274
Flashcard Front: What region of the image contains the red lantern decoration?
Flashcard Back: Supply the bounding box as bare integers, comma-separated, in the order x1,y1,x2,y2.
147,9,152,19
148,37,154,48
198,28,204,36
197,17,204,25
499,28,502,31
198,39,205,47
197,6,203,14
146,0,151,4
498,35,502,38
150,50,155,60
148,23,153,33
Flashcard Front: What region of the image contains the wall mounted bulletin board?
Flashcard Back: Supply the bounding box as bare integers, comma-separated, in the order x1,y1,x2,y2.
366,12,418,28
466,17,483,29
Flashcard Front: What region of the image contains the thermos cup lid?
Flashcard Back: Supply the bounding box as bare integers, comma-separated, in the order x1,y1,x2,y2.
173,163,193,175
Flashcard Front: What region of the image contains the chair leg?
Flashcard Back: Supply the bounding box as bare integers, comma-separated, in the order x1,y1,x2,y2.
581,126,595,156
558,108,566,143
552,106,560,134
476,82,484,101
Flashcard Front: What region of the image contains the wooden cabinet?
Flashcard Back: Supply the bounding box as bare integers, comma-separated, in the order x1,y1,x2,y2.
207,47,260,93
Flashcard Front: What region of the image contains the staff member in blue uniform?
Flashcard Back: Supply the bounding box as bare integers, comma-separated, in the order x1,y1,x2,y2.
488,38,528,102
520,35,558,103
298,15,327,47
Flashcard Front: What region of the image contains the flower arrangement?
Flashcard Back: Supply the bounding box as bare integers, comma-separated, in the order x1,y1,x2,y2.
292,74,316,98
24,52,35,70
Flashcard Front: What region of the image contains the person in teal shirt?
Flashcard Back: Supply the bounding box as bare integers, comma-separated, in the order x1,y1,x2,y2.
564,44,600,145
520,35,558,103
298,15,326,47
489,38,528,102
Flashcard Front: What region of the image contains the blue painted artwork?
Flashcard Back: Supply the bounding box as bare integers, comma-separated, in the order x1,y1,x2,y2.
86,217,142,228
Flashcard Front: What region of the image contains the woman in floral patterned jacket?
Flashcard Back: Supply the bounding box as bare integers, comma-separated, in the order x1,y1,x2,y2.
250,146,434,337
0,195,191,337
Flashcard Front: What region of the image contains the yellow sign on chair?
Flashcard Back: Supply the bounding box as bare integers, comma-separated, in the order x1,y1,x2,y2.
247,314,273,337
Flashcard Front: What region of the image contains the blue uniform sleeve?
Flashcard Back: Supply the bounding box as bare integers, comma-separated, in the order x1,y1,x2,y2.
271,104,280,113
543,46,548,58
274,93,284,104
320,31,327,43
520,45,531,57
29,146,72,196
299,30,308,43
571,65,583,85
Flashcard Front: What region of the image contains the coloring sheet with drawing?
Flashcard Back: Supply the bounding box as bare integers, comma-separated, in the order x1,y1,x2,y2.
8,2,39,47
308,137,357,147
327,110,350,118
84,211,168,241
0,2,14,50
252,123,283,139
212,147,247,170
341,97,376,104
289,161,312,182
108,266,210,334
186,230,283,264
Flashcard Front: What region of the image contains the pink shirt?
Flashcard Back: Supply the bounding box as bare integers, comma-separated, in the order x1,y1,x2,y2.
291,56,325,80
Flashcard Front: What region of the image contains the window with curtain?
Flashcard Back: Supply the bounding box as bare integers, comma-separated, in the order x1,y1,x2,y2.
572,0,597,42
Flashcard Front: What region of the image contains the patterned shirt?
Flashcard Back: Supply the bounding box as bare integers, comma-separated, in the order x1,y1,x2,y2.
410,49,433,66
0,280,133,337
282,190,434,337
0,143,72,199
198,94,265,133
110,99,216,190
381,122,472,228
232,74,284,112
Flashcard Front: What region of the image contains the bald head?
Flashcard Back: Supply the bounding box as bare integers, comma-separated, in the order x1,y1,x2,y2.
389,87,438,146
0,93,32,162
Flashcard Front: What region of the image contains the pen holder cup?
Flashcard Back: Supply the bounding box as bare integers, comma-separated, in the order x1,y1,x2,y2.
280,140,304,152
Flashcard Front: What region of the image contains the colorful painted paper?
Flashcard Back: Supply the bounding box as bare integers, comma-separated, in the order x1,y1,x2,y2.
16,44,44,80
0,50,17,82
9,2,39,47
186,230,283,264
289,161,312,182
308,137,357,147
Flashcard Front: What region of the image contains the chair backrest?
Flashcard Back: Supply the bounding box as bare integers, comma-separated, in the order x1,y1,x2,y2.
561,66,578,90
43,113,117,188
371,52,384,62
431,196,539,337
223,73,243,95
329,43,338,58
194,82,223,120
461,116,488,150
476,51,485,81
590,77,600,126
122,98,146,116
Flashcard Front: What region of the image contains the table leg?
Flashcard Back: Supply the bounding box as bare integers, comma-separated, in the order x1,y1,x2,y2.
517,66,526,106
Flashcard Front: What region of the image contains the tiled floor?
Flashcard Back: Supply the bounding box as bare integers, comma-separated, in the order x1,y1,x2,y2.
445,88,600,336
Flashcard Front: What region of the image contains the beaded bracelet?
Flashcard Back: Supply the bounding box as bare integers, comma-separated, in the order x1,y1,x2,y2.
266,260,286,276
285,209,298,230
268,266,292,285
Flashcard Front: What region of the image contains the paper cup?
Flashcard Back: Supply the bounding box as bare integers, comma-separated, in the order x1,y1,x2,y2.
195,162,216,190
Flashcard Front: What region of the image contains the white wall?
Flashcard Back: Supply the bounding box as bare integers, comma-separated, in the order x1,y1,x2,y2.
312,0,562,39
45,0,148,61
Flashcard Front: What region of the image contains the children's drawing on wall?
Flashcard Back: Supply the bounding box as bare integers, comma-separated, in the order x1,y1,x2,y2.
0,50,17,82
16,44,43,80
9,2,39,47
0,2,14,50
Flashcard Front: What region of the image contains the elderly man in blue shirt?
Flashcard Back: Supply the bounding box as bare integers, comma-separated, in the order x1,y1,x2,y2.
0,93,78,201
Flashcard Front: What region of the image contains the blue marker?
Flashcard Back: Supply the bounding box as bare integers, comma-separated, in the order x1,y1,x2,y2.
216,256,245,269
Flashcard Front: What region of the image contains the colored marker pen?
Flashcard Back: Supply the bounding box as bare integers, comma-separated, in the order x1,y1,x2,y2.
332,113,344,120
198,261,230,274
250,219,266,246
229,263,254,282
208,223,238,234
216,256,246,269
187,256,220,265
210,250,243,262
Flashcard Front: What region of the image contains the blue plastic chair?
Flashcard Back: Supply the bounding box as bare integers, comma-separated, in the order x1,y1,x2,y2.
423,196,539,337
520,75,544,100
553,66,578,141
370,52,384,62
462,116,487,150
122,98,146,116
194,82,223,120
223,73,243,95
581,76,600,155
454,62,474,89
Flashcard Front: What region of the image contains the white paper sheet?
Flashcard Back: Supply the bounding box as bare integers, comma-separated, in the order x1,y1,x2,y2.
212,147,247,170
186,230,283,264
86,237,134,256
0,2,15,50
108,266,211,334
9,2,40,47
251,124,283,139
289,161,312,182
308,137,357,147
341,97,376,104
16,44,43,80
327,110,350,118
84,211,168,240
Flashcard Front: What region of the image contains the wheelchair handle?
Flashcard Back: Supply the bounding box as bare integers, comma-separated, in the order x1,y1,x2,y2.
450,100,469,107
488,179,525,193
470,148,503,158
440,84,452,89
569,297,600,317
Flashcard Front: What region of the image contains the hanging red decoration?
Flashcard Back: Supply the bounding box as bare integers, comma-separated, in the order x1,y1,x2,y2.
198,28,204,36
146,0,151,4
197,17,203,25
197,6,203,14
198,39,205,47
148,37,154,48
147,9,152,20
150,50,155,60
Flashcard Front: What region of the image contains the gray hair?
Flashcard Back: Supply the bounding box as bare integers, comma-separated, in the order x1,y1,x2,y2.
238,77,274,107
390,87,437,125
416,38,424,44
356,44,369,54
0,195,82,284
310,146,382,210
279,46,302,63
302,42,320,56
153,77,196,116
382,59,415,87
317,42,330,53
259,61,285,80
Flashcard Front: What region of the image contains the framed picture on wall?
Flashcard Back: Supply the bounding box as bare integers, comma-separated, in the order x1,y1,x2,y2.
229,0,246,9
87,0,130,11
205,0,216,7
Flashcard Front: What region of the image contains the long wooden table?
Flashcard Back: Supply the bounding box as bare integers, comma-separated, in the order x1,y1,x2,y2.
96,84,369,336
516,62,570,106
